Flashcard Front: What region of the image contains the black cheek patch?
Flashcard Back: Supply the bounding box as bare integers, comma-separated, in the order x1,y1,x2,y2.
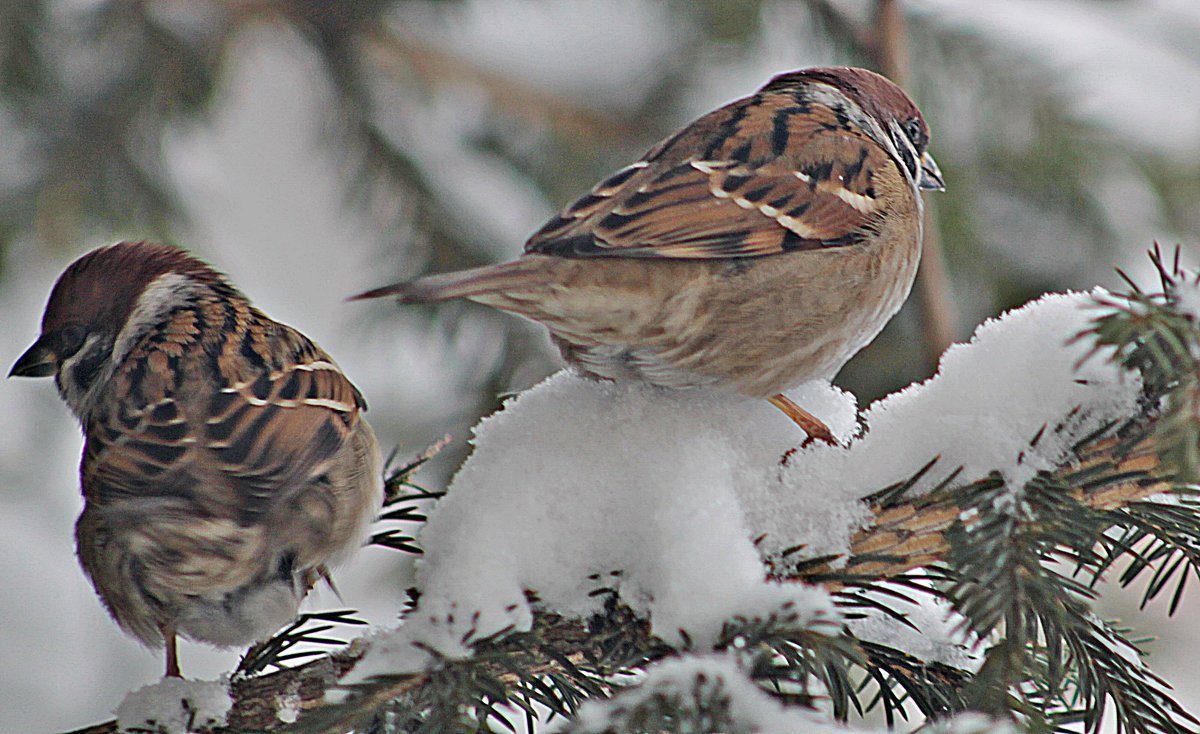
69,346,110,395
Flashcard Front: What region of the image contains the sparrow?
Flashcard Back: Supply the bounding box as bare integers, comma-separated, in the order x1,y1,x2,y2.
10,241,383,677
352,66,943,443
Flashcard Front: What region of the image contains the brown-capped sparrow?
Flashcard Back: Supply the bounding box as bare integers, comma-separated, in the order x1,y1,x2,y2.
353,66,943,444
10,242,382,677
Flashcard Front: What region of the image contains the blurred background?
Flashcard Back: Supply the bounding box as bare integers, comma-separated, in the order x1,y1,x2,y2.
0,0,1197,730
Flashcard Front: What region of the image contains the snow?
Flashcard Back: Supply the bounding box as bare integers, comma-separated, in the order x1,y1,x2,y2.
345,290,1138,685
5,3,1192,729
563,653,846,734
754,289,1140,567
114,677,232,734
1171,271,1200,329
845,586,982,672
924,713,1020,734
273,678,303,724
346,376,845,684
565,653,1016,734
403,374,860,629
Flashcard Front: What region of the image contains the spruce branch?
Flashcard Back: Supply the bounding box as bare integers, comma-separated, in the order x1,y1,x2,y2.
58,424,1189,734
58,419,1188,734
237,610,369,677
801,431,1166,584
370,438,449,555
60,254,1200,733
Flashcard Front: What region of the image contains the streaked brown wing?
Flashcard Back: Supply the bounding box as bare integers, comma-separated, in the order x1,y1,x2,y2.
81,318,366,594
526,94,894,259
199,356,364,525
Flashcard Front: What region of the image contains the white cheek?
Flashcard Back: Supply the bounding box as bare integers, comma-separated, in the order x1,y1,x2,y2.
885,119,922,193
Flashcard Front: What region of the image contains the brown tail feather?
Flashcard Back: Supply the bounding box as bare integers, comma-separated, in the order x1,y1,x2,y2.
348,260,548,304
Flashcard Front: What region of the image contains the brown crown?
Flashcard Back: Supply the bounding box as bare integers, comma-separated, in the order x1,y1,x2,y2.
41,241,237,334
761,66,928,142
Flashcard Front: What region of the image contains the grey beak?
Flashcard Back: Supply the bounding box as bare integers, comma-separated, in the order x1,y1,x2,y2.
9,337,57,378
918,151,945,192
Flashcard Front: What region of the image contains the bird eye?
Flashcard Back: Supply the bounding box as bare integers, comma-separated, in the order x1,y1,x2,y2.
57,324,87,358
903,117,928,152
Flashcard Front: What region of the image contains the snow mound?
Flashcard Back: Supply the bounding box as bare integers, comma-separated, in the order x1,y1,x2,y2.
115,677,231,734
751,289,1140,564
348,289,1138,682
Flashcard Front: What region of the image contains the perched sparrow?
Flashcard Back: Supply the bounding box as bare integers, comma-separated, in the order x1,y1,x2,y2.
353,66,943,442
10,242,382,677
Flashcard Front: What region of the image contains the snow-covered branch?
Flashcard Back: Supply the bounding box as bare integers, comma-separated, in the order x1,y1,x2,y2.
68,271,1200,734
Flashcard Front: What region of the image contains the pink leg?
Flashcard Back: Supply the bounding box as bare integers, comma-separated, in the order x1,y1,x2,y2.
162,626,181,678
768,394,836,446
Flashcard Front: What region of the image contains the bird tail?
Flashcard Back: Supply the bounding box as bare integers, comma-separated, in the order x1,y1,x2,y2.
348,260,548,304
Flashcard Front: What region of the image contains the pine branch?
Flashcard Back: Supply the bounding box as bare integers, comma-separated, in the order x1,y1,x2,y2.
61,257,1200,733
60,420,1181,734
801,431,1166,584
237,610,369,676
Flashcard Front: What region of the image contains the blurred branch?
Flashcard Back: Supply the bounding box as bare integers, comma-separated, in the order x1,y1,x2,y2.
802,0,873,53
914,202,958,359
362,26,632,140
873,0,908,81
873,0,958,361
